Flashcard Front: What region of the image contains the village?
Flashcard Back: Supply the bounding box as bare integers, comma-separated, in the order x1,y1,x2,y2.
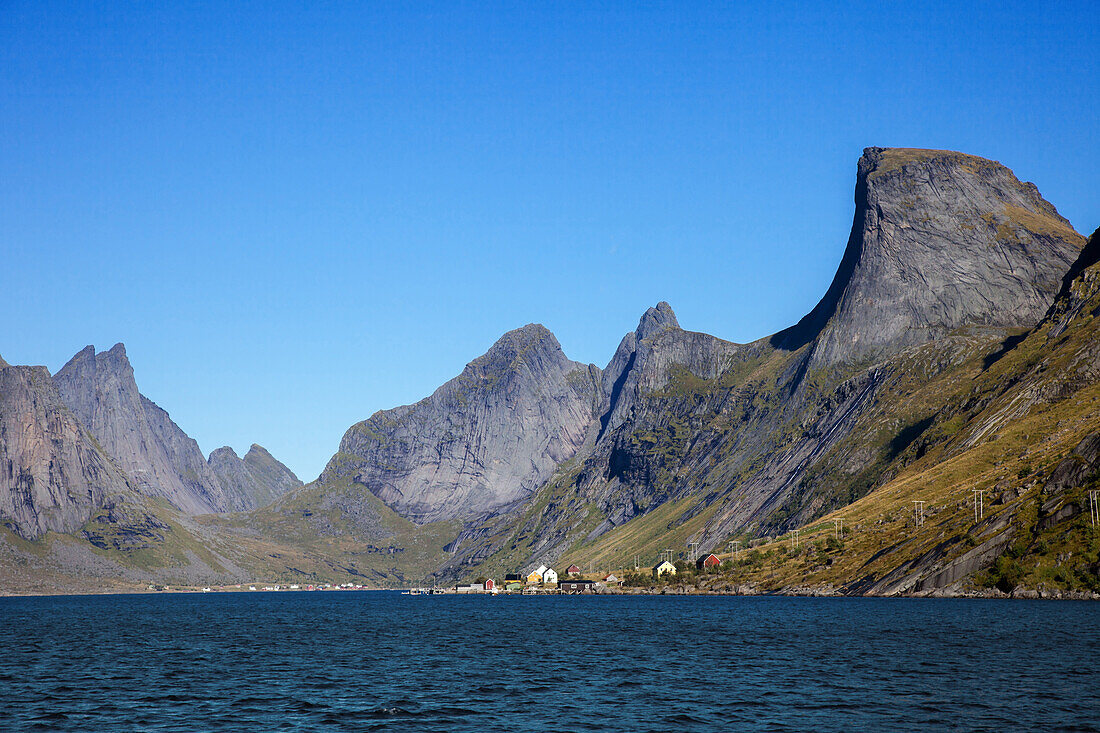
442,553,723,595
148,552,728,596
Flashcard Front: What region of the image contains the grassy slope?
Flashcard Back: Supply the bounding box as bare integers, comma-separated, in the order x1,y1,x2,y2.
599,252,1100,595
207,478,460,587
456,327,1006,579
0,476,459,591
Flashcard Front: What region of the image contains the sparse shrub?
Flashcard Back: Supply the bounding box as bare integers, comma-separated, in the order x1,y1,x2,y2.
990,555,1024,593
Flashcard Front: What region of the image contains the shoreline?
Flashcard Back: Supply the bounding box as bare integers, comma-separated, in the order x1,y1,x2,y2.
3,584,1098,601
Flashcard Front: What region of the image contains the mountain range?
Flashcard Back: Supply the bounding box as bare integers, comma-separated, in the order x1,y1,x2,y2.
2,146,1097,597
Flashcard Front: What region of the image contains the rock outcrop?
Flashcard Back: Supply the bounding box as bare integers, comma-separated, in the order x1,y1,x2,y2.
52,344,234,514
598,302,742,436
434,148,1089,579
321,324,602,523
0,362,131,538
208,444,302,511
772,148,1084,367
1046,227,1100,338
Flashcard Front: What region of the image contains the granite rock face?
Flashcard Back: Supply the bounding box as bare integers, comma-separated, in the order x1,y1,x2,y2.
208,444,302,511
321,324,603,524
436,148,1089,577
772,148,1084,367
0,362,131,538
53,344,234,514
597,301,737,436
594,150,1082,539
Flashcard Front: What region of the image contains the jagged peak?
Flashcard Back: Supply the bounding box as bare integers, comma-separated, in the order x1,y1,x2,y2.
635,301,679,341
245,444,273,459
499,322,554,342
61,345,96,368
209,446,239,462
466,323,565,373
58,343,133,376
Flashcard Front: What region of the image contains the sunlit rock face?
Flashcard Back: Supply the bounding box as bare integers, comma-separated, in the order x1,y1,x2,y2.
322,324,603,524
772,147,1084,367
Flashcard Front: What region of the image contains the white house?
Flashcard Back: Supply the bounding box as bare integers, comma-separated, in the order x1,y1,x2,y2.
542,567,558,585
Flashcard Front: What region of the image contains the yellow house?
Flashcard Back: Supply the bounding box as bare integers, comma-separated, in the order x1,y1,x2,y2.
527,564,548,584
653,560,677,578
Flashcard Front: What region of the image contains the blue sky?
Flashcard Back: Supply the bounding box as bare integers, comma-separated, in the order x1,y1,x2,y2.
2,2,1097,481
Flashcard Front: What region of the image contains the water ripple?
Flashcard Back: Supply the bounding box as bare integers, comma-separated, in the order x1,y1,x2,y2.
0,593,1097,731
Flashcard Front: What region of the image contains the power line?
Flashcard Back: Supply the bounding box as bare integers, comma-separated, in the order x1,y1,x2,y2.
972,489,985,523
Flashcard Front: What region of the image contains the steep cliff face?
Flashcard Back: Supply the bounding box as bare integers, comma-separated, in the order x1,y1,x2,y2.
0,363,131,538
435,149,1087,580
52,344,233,515
321,324,602,524
772,148,1084,367
208,444,302,511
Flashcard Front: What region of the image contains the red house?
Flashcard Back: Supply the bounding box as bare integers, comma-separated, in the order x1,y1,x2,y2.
566,564,582,576
484,579,495,590
696,553,721,570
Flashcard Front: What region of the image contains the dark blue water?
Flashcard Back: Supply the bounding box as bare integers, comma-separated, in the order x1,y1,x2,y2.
0,593,1097,732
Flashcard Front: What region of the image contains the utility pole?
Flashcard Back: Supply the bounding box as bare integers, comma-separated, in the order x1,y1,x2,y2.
1089,490,1099,528
728,539,741,562
790,529,800,550
689,542,699,562
972,489,985,523
913,501,925,529
833,518,844,540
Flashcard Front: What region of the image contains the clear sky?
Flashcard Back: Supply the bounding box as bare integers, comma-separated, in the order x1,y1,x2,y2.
3,2,1097,481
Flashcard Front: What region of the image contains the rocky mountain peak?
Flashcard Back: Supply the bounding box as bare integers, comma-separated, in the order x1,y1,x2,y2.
771,147,1084,367
209,446,239,462
0,360,131,538
636,301,680,341
468,323,558,370
246,443,269,458
0,354,8,368
53,344,234,515
208,444,301,510
321,324,602,524
598,302,739,438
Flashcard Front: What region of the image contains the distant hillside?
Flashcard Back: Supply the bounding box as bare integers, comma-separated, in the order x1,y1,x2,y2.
1,147,1094,597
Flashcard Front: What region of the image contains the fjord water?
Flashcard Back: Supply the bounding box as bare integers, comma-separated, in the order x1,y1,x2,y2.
1,594,1097,732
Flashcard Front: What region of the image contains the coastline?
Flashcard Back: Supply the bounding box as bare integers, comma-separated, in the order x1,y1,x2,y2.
3,583,1098,601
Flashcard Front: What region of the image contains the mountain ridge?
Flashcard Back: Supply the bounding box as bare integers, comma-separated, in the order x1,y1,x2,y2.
319,323,603,523
1,146,1095,597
